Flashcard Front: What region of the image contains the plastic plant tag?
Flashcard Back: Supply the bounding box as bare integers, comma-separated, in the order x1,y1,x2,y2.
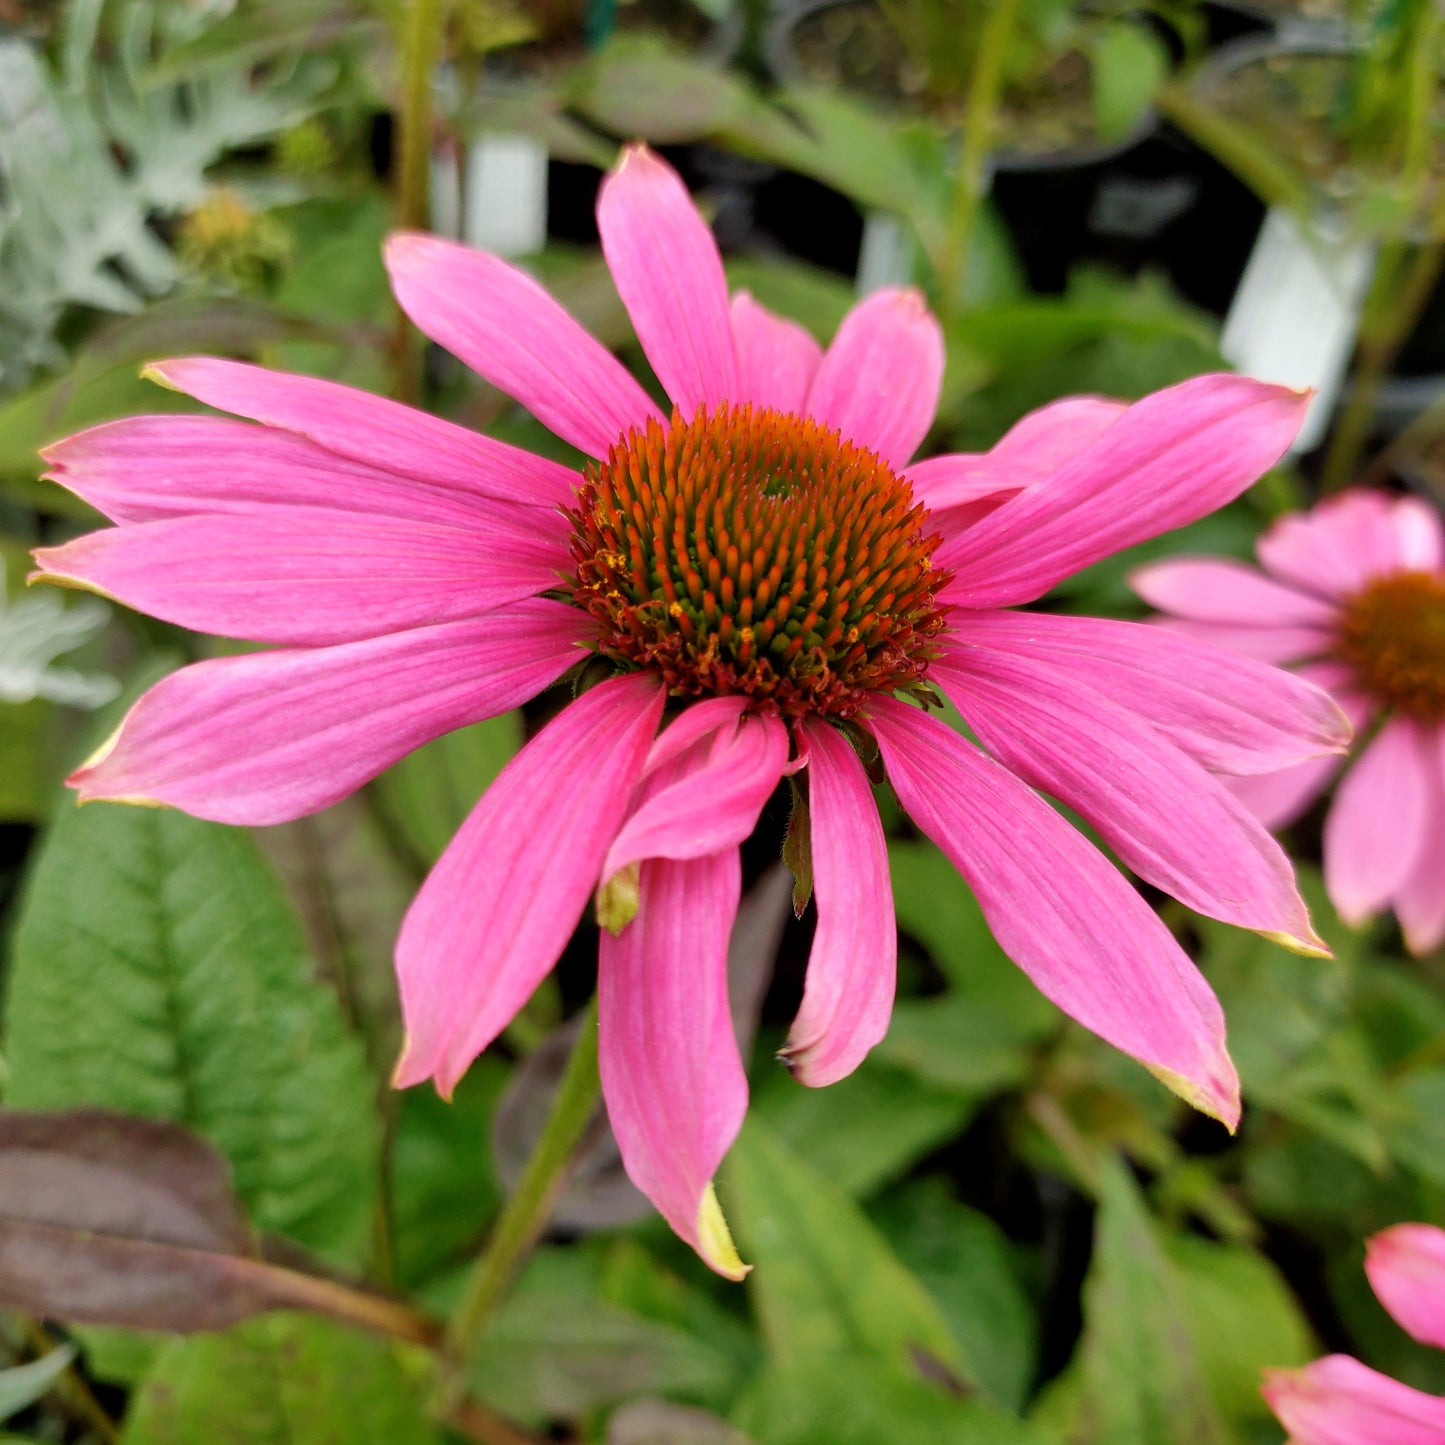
1220,206,1375,454
464,133,549,258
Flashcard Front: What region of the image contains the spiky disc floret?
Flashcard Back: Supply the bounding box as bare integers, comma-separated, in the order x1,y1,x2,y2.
1337,570,1445,721
568,404,950,719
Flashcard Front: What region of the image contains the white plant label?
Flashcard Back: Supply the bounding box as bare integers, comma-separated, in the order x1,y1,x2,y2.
1221,206,1375,455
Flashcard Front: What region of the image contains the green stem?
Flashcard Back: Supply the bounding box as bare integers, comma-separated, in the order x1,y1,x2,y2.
939,0,1018,321
392,0,446,405
442,995,603,1386
1322,238,1445,491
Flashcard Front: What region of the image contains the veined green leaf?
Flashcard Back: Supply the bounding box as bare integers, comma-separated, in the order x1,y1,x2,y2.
5,804,379,1268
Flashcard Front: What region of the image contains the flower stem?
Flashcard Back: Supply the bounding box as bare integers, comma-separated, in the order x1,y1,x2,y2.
1322,238,1445,491
441,995,603,1386
939,0,1019,322
392,0,445,405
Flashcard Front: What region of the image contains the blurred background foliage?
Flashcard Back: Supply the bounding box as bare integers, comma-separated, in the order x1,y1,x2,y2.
0,0,1443,1441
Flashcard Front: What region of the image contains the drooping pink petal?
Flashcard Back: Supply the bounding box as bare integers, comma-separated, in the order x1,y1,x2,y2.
394,673,664,1096
42,415,522,529
32,508,568,645
932,645,1323,951
1365,1224,1445,1350
905,396,1127,513
601,708,789,883
1262,1357,1445,1445
948,611,1352,777
68,600,589,825
1130,558,1338,627
1149,615,1334,666
1324,716,1434,926
1394,732,1445,955
936,375,1308,608
804,288,943,469
597,144,738,417
871,697,1240,1127
599,851,749,1280
782,718,895,1087
730,291,822,416
142,358,577,508
385,232,662,459
639,695,751,777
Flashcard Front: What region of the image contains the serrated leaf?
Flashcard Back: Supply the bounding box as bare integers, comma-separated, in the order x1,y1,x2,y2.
5,804,380,1267
725,1119,970,1385
122,1313,439,1445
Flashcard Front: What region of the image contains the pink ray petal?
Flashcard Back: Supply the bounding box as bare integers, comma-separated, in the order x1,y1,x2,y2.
933,645,1323,951
42,415,522,529
782,718,896,1087
602,707,788,883
1223,663,1371,830
1130,558,1338,627
68,600,589,825
1324,716,1434,926
599,850,749,1279
805,288,944,469
394,673,664,1096
640,696,752,777
143,358,577,509
1366,1224,1445,1350
730,291,822,416
385,232,662,459
948,611,1352,777
1393,494,1445,571
32,508,567,646
905,396,1127,513
1262,1357,1445,1445
597,144,739,417
1394,731,1445,955
1256,490,1404,599
1149,615,1334,665
871,697,1239,1126
937,375,1308,608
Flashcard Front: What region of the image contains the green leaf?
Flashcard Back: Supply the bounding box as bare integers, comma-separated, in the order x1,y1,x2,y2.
1074,1159,1229,1445
725,1119,969,1384
369,713,522,869
868,1179,1036,1412
122,1314,438,1445
1166,1236,1315,1426
5,804,380,1267
469,1249,739,1424
733,1353,1058,1445
749,1056,976,1197
0,1347,74,1424
391,1057,509,1290
1089,21,1168,143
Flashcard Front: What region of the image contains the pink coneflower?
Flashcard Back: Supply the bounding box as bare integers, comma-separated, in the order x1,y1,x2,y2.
34,145,1346,1276
1134,489,1445,953
1262,1223,1445,1444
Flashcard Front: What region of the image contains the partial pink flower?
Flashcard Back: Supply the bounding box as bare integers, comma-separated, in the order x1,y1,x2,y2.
1263,1222,1445,1444
36,143,1343,1276
1133,488,1445,952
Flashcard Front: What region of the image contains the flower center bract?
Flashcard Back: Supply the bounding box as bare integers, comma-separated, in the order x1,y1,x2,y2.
568,404,950,719
1336,570,1445,721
